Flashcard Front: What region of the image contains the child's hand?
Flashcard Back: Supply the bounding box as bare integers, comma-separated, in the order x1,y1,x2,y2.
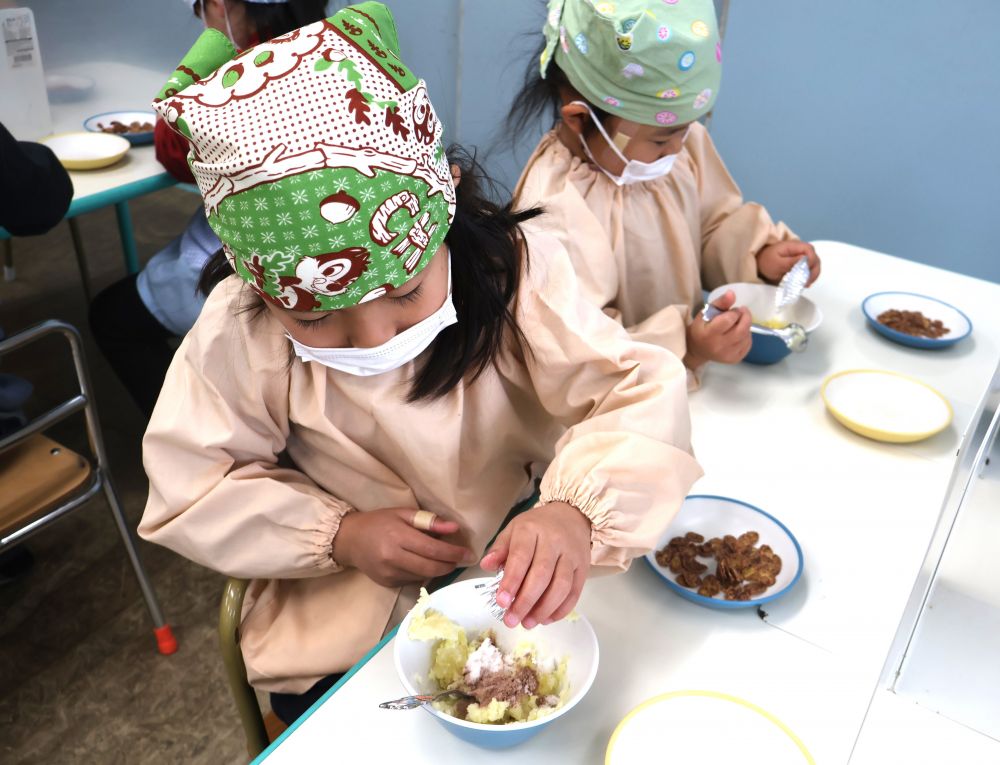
684,290,752,368
756,241,821,286
480,502,591,629
332,508,475,587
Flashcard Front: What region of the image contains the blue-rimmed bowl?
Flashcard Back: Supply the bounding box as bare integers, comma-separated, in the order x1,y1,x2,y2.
394,578,599,749
83,111,156,145
644,495,804,610
707,283,822,365
862,291,972,349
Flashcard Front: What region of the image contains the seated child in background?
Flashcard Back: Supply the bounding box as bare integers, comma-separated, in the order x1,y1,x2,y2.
511,0,820,378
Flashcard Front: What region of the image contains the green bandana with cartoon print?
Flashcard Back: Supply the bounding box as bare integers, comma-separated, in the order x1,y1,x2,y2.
152,2,455,311
541,0,722,128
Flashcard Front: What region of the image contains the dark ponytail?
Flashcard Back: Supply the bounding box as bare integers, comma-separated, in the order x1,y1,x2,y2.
196,146,543,402
503,38,611,151
242,0,329,40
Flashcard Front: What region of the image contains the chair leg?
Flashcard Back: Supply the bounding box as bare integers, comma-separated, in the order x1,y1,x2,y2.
2,238,13,282
100,469,178,655
67,218,93,303
220,577,270,758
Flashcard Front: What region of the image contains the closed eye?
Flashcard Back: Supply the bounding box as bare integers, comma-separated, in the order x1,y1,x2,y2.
294,315,330,330
390,283,423,304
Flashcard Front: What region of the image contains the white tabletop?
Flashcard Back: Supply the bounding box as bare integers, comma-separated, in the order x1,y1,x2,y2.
46,60,175,208
258,241,1000,764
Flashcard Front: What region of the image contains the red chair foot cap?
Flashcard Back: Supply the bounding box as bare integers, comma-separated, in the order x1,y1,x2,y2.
154,625,178,655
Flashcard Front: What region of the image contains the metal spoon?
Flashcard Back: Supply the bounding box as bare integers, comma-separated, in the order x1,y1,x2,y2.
751,322,808,352
379,689,475,710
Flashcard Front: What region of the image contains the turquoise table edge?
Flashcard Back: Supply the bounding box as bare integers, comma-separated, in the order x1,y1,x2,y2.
252,625,401,764
0,172,178,275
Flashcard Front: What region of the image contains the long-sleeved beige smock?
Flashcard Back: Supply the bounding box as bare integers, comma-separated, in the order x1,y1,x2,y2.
513,122,797,362
139,227,702,693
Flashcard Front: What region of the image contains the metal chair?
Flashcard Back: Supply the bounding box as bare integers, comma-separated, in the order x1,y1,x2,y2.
0,319,176,655
219,577,271,758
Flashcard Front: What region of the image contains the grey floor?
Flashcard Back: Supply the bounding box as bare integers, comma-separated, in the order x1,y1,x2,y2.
1,188,265,764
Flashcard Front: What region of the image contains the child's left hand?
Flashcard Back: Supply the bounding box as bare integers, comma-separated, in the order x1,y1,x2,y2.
756,241,821,286
480,502,591,630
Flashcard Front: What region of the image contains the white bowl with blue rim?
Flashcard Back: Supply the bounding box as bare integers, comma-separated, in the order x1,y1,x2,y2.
862,291,972,349
394,577,599,749
83,111,156,145
707,283,822,365
645,495,804,610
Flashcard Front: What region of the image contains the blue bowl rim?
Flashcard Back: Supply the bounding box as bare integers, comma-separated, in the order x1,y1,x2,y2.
644,494,804,610
861,291,973,347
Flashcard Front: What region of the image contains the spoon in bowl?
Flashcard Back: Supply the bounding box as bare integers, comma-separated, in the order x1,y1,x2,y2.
379,689,475,710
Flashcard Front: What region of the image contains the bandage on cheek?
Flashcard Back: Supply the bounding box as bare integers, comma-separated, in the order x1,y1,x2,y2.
611,131,632,153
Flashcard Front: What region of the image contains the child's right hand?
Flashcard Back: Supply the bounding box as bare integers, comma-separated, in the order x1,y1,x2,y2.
684,290,752,368
332,508,476,587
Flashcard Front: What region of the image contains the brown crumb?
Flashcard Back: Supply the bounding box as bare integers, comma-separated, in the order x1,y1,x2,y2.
655,530,782,602
876,309,949,338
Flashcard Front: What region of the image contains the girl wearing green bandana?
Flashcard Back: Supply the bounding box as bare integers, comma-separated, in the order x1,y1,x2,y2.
511,0,820,380
138,3,701,722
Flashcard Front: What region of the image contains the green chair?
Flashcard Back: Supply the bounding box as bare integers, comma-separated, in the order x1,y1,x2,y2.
219,578,270,759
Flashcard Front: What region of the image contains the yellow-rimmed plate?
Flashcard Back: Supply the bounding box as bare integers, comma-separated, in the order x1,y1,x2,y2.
39,131,130,170
606,690,814,764
821,369,952,443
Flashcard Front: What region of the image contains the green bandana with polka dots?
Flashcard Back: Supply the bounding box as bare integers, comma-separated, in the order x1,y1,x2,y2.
152,2,455,312
541,0,722,128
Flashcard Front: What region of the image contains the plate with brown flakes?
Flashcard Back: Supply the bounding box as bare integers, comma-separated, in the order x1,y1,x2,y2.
862,291,972,349
83,111,156,145
644,495,803,610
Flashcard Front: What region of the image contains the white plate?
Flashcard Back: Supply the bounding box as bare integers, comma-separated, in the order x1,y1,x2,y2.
644,495,803,609
862,291,972,349
39,132,130,170
822,369,953,443
607,690,814,764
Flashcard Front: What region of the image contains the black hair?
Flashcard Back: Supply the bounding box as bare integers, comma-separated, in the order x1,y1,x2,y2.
196,146,543,403
503,38,611,150
193,0,329,40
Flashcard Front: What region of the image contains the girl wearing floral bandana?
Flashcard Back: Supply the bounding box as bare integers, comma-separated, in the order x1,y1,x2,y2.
138,2,701,723
511,0,820,378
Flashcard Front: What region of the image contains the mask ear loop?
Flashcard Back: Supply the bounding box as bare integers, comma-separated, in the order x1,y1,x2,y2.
569,100,630,165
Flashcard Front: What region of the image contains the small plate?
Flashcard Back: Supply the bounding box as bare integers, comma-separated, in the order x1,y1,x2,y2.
862,291,972,349
39,132,130,170
821,369,953,443
607,690,815,764
83,111,156,145
644,495,803,610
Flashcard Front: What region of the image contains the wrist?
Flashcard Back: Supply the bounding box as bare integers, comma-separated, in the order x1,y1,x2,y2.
330,511,358,569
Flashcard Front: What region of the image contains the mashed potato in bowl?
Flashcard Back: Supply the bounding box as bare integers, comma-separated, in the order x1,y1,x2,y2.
408,589,570,724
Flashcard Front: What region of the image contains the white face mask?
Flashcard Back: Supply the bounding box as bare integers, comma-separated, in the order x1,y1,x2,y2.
572,101,687,186
287,255,458,376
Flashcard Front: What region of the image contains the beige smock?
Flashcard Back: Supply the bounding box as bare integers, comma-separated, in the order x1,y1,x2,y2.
513,122,797,363
139,227,703,693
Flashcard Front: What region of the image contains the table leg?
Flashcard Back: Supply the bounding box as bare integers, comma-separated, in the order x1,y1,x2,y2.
2,238,13,282
114,201,140,275
67,218,93,303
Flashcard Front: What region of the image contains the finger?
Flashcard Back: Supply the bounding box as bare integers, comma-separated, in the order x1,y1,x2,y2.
393,549,460,581
495,526,536,612
709,289,736,311
524,556,574,627
480,525,513,572
544,566,588,624
722,306,752,336
504,543,558,628
400,528,474,565
708,306,742,333
429,517,460,535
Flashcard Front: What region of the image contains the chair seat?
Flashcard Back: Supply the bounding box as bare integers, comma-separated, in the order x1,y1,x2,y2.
0,434,92,537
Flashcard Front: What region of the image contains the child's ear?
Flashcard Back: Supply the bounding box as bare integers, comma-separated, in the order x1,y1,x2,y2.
560,102,590,136
449,163,461,188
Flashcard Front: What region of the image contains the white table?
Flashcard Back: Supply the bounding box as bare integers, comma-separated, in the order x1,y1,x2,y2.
255,241,1000,764
1,61,179,281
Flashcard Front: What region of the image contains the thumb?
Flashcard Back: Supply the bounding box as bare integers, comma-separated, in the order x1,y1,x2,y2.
480,527,512,572
710,289,736,311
